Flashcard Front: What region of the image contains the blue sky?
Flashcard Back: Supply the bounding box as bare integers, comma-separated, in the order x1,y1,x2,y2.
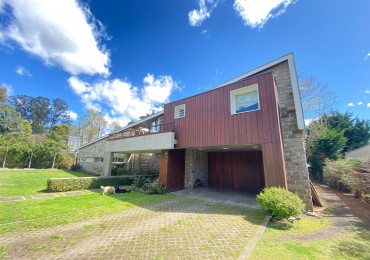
0,0,369,126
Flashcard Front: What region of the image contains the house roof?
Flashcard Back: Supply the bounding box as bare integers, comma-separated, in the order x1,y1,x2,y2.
76,111,164,150
346,143,370,159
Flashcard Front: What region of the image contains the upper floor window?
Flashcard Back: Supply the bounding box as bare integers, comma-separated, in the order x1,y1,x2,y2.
174,104,186,119
230,84,259,114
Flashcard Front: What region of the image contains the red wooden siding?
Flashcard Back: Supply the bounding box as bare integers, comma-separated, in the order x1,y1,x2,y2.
261,142,287,188
159,149,185,191
208,151,265,192
163,72,282,148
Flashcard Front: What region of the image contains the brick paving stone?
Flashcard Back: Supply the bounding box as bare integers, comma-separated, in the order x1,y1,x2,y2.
0,196,25,202
29,193,58,199
0,195,266,259
61,191,85,196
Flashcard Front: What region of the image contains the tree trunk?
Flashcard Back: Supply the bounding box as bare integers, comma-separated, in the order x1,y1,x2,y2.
28,152,33,169
52,155,56,169
2,145,8,168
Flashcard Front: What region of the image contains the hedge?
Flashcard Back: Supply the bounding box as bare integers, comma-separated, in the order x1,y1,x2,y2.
47,176,135,192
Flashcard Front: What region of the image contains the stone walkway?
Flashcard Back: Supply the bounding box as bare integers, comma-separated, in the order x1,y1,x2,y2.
0,193,267,259
0,190,100,202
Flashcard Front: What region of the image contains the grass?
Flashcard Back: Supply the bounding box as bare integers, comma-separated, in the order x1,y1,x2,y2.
0,191,174,234
250,215,370,260
0,169,90,196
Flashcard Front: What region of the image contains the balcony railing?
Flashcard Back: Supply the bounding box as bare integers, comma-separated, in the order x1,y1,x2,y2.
107,122,174,141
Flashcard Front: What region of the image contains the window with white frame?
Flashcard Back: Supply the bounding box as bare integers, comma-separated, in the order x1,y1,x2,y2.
230,84,260,114
174,104,186,119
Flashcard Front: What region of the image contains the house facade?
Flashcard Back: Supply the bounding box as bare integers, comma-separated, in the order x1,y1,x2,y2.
76,53,313,209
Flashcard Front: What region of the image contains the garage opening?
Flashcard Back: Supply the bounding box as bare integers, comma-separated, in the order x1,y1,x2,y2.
208,151,265,192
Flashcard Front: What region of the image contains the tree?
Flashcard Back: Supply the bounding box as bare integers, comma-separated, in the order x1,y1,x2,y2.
109,120,123,133
79,109,107,143
0,105,23,135
309,128,347,180
325,111,370,153
49,98,71,129
0,86,8,104
10,95,71,133
299,74,337,119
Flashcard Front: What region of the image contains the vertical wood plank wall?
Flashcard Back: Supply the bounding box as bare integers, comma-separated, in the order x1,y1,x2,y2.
163,72,287,189
164,72,281,148
208,151,265,192
159,149,185,191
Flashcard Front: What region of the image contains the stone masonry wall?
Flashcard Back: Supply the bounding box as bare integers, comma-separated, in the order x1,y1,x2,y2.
131,153,161,176
78,139,106,175
270,61,313,210
184,149,208,188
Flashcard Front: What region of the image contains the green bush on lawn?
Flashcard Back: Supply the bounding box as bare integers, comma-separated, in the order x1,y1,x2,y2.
47,176,134,192
257,187,305,220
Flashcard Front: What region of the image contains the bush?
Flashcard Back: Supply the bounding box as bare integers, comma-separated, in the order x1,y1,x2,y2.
47,176,134,192
257,187,305,220
323,158,363,192
146,183,166,194
55,153,75,169
133,176,151,188
111,165,128,176
70,163,81,171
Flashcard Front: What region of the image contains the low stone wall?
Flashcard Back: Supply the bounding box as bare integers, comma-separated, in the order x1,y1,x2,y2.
130,153,161,176
184,149,208,188
79,162,103,176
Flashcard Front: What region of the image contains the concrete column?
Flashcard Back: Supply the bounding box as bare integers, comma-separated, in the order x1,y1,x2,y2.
102,152,113,176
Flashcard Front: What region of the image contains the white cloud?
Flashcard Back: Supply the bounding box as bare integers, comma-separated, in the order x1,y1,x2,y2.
68,110,78,121
368,103,370,108
358,101,363,105
347,102,355,107
305,118,314,126
68,74,178,125
188,0,219,27
365,89,370,94
233,0,296,28
15,65,32,76
0,0,109,76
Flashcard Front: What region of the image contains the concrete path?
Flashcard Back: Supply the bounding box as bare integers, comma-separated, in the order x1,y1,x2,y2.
0,194,266,259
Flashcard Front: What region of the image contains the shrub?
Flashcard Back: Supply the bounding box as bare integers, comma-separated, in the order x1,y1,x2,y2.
257,187,305,220
323,158,363,192
55,153,75,169
146,183,166,194
133,176,151,188
70,163,81,171
47,176,134,192
111,165,128,176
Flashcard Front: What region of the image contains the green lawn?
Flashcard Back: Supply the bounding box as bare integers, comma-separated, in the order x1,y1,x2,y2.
0,169,90,196
250,216,370,260
0,191,174,234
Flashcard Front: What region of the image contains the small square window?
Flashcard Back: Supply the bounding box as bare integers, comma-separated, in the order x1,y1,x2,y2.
230,84,259,114
174,104,186,119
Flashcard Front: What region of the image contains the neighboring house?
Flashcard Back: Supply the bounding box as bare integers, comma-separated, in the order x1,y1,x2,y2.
346,144,370,159
76,53,313,209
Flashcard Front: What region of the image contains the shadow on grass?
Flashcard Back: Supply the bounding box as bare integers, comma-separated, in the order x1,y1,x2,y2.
332,231,370,259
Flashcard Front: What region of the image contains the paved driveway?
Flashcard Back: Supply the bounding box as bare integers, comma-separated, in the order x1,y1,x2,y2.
0,193,266,259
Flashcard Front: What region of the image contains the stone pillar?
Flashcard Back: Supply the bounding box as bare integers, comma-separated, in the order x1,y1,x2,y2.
102,152,113,177
272,61,313,210
184,149,208,188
